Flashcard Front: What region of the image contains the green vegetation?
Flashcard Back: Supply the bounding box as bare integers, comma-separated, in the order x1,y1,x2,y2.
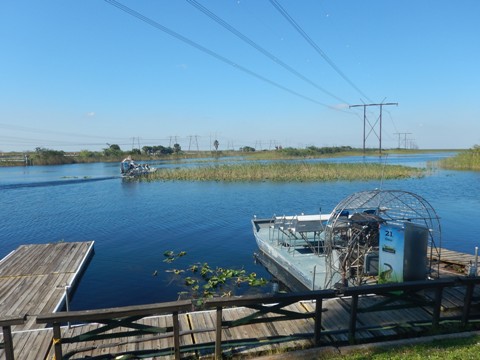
1,144,455,167
159,251,267,307
30,148,76,165
243,145,361,160
0,143,186,166
143,162,425,182
437,145,480,171
316,335,480,360
280,145,355,157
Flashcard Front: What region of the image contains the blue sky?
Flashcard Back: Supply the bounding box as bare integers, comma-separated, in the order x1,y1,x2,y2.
1,0,479,152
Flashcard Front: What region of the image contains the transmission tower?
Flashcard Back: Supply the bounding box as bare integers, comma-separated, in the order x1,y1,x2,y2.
188,135,199,151
350,102,398,154
394,132,412,149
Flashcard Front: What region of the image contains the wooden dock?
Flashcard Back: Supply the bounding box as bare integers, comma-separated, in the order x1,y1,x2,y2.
35,280,480,360
0,241,94,359
2,245,480,360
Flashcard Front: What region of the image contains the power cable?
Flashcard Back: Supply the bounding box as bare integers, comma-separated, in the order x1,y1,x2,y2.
269,0,372,102
0,136,129,147
0,123,127,141
186,0,349,104
104,0,336,109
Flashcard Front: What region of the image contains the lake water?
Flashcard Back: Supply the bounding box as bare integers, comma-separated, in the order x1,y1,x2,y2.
1,152,479,310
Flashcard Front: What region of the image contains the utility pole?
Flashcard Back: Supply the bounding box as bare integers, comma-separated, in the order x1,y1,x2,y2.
349,102,398,154
194,135,199,151
188,135,200,152
394,132,412,149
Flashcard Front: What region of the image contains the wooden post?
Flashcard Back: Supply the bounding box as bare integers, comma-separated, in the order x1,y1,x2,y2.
52,323,63,360
314,298,323,347
215,306,223,360
2,325,15,360
173,311,180,360
348,294,359,345
462,283,475,327
0,316,26,360
432,286,443,328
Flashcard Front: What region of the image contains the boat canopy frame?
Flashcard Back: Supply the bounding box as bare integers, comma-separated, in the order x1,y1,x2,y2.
323,189,441,289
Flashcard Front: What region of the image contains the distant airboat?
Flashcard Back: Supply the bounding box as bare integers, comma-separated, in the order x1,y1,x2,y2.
120,157,156,177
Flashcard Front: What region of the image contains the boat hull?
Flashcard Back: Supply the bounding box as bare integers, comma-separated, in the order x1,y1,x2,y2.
252,217,340,290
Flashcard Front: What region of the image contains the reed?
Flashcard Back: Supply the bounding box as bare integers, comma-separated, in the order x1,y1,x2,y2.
143,162,424,182
437,146,480,171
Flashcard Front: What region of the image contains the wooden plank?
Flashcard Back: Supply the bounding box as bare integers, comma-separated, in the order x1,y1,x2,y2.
36,273,71,314
226,307,279,354
130,316,167,358
50,243,78,273
313,298,350,342
19,329,52,360
5,244,480,359
436,286,466,310
17,275,56,315
346,296,398,338
43,313,195,360
355,295,429,338
0,277,29,311
2,331,29,360
336,297,372,341
188,310,217,357
5,330,45,360
0,241,94,333
437,247,476,266
58,323,87,358
2,285,474,360
265,302,313,350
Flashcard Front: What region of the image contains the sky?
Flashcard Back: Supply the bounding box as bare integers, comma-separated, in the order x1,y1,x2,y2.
1,0,479,152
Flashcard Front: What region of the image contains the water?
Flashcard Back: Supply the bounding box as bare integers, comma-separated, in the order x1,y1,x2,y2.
1,153,479,310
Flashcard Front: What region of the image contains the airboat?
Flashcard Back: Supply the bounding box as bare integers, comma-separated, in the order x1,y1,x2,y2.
251,189,441,290
120,157,156,177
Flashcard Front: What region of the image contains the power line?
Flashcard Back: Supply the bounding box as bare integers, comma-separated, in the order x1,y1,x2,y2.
0,123,127,141
269,0,372,102
186,0,349,104
104,0,335,108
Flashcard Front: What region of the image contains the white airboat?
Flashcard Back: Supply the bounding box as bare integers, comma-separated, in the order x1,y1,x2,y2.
252,189,442,290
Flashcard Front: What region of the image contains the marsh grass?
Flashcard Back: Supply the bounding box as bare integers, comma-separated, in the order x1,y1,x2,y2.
438,146,480,171
144,162,424,182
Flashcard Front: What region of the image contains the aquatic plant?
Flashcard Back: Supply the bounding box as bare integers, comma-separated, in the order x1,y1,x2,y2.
143,162,425,182
437,146,480,171
158,250,268,305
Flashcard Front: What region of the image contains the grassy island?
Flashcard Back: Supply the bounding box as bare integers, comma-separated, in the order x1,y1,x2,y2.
437,146,480,171
141,162,425,182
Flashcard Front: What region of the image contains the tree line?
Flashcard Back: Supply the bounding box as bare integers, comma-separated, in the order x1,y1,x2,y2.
3,144,375,166
25,143,183,165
